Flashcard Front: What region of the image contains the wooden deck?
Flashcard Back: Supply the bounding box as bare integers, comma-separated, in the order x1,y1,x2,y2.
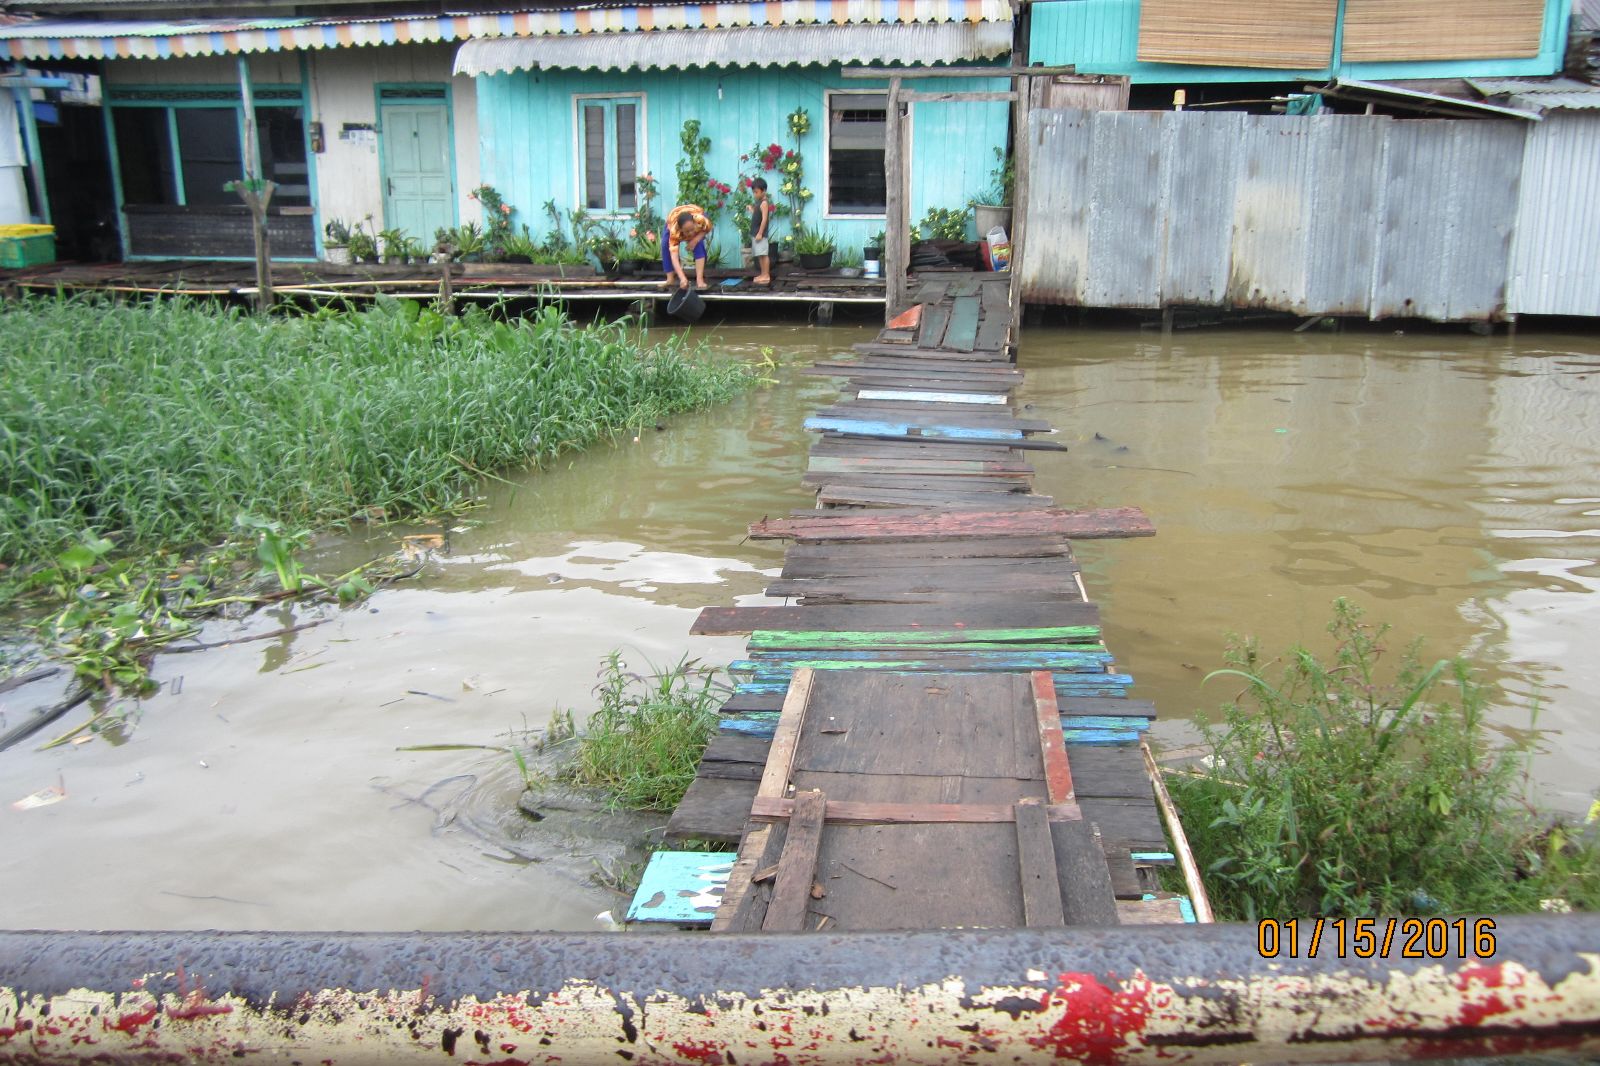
629,270,1205,931
0,258,887,307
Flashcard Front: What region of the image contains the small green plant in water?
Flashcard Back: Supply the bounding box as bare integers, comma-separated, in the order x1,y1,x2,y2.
565,652,726,811
1170,599,1600,920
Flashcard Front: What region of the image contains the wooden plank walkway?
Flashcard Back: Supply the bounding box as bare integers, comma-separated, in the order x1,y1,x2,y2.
647,271,1198,930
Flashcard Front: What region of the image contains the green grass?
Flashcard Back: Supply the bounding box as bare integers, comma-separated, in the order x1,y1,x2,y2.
1170,599,1600,920
565,652,726,811
1,295,756,573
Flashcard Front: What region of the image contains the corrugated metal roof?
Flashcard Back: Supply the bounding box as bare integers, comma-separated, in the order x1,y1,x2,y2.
1,0,1009,60
1468,76,1600,112
1328,77,1541,120
455,19,1010,73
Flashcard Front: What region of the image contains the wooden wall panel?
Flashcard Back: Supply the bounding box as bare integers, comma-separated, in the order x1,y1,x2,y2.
1136,0,1338,68
1342,0,1545,61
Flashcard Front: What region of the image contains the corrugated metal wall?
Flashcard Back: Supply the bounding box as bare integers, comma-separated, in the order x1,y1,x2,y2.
1021,108,1537,321
1508,114,1600,317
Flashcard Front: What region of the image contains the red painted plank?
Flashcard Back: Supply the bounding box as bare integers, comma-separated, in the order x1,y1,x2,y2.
749,507,1155,543
1033,670,1074,804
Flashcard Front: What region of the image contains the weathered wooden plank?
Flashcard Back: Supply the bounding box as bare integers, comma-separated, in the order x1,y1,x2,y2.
804,472,1033,492
817,429,1070,452
1051,819,1122,926
816,404,1052,432
943,294,981,352
1015,799,1067,927
781,536,1067,562
855,389,1007,405
666,776,760,843
692,602,1100,635
1104,845,1143,900
1080,796,1168,850
756,668,816,800
710,821,783,931
1061,697,1157,718
1064,745,1155,796
816,487,1055,511
763,587,1086,608
1116,896,1194,925
775,559,1081,583
762,789,828,931
810,439,1027,462
1033,671,1074,803
806,456,1032,476
748,626,1102,649
750,507,1156,543
733,650,1112,672
751,796,1080,825
917,300,952,349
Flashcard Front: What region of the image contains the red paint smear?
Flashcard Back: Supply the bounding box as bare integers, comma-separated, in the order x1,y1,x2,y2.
1453,963,1528,1029
167,993,234,1020
1029,971,1155,1066
672,1038,726,1064
107,1005,160,1033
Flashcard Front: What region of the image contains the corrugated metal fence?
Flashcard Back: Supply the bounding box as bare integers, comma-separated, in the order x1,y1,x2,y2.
1019,108,1600,320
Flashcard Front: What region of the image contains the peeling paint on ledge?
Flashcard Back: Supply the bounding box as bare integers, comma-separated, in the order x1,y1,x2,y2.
1,919,1598,1064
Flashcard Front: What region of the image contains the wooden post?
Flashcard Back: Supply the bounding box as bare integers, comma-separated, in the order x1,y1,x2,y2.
884,77,906,323
1007,74,1036,342
235,56,274,314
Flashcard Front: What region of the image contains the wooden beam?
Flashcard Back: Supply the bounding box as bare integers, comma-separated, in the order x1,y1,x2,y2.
761,789,828,931
884,77,907,323
1032,670,1075,803
1009,73,1037,336
756,669,816,800
842,65,1079,78
899,90,1019,103
748,507,1157,543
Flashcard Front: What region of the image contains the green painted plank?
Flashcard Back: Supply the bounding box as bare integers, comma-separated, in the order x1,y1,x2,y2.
943,295,981,353
748,627,1103,650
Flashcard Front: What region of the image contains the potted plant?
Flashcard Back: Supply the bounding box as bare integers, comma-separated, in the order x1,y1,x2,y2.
794,228,835,270
971,146,1014,239
378,227,406,264
347,223,378,264
454,221,486,262
323,219,352,264
863,228,885,276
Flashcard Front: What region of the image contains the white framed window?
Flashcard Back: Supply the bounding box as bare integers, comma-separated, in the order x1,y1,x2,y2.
573,93,646,216
824,89,888,219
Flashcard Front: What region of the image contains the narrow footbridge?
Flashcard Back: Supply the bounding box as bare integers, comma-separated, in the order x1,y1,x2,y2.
640,272,1197,931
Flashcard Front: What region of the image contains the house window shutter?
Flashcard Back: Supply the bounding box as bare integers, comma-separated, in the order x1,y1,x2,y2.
1341,0,1544,61
1136,0,1339,68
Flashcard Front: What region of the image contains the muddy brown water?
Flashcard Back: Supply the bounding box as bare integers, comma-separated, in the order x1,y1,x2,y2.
2,319,1597,931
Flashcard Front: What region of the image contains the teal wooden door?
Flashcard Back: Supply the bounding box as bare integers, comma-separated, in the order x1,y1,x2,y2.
381,103,453,240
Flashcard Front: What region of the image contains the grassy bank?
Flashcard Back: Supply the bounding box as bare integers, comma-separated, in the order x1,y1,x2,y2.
1170,600,1600,920
1,295,756,573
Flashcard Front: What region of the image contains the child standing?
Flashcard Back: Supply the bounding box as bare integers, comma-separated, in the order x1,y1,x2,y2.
749,178,774,286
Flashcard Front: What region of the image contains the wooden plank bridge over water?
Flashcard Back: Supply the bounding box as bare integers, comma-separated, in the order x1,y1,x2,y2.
629,269,1210,931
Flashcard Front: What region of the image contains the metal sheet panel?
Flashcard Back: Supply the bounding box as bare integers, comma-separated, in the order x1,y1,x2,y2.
1509,113,1600,316
456,21,1012,74
1021,108,1095,305
1161,111,1243,305
1371,119,1523,320
1304,116,1387,314
1230,115,1318,312
1084,111,1163,307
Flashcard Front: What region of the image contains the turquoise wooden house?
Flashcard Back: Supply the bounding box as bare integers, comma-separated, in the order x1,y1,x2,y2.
1027,0,1574,85
456,0,1016,262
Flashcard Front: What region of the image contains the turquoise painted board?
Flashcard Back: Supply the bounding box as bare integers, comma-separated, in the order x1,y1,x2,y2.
1132,852,1176,864
1028,0,1568,83
804,416,1023,440
626,851,732,925
474,65,1009,260
382,103,454,239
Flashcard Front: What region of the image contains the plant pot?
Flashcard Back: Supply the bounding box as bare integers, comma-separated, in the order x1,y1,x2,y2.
798,251,833,270
740,246,755,270
777,248,794,264
973,203,1012,240
506,254,533,264
324,245,351,265
863,246,882,261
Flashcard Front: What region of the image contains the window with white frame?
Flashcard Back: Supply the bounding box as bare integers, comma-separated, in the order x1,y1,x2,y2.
826,91,888,216
576,95,643,214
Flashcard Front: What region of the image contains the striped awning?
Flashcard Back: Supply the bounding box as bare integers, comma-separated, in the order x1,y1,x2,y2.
0,0,1012,62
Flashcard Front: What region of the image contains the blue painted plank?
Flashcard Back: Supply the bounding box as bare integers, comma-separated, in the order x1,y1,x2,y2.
1132,852,1177,865
1059,727,1145,745
722,712,1144,741
625,851,733,925
804,416,1024,441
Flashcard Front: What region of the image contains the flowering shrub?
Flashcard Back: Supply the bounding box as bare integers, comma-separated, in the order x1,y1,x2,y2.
676,119,733,223
469,184,516,254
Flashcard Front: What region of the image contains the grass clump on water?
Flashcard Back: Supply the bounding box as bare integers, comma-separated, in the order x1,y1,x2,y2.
1,294,757,574
564,652,726,811
1170,599,1600,920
